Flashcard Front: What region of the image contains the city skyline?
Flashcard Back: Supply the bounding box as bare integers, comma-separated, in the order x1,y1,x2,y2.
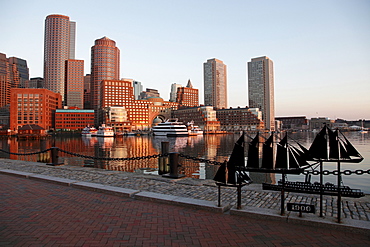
1,0,369,120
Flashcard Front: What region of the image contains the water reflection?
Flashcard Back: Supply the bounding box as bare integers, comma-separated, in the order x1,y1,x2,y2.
0,132,369,193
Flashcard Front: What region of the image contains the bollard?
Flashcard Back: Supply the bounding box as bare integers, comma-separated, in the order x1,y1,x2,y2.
46,147,64,166
162,152,185,179
158,142,169,175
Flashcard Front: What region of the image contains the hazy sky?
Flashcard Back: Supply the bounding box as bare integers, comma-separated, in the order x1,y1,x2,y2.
1,0,369,120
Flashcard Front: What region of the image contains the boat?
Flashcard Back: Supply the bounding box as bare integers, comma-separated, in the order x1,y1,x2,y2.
81,126,98,136
152,118,189,136
187,121,203,136
245,132,311,174
96,124,114,137
263,125,365,198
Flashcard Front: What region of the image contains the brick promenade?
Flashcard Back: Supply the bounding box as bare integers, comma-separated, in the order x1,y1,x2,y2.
1,174,369,246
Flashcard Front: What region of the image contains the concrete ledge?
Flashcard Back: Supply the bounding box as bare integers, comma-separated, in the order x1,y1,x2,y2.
231,206,370,235
231,206,288,223
0,169,34,178
134,191,229,213
71,181,139,198
29,174,77,186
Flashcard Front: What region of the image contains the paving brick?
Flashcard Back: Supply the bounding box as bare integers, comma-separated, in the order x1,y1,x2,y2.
1,174,369,246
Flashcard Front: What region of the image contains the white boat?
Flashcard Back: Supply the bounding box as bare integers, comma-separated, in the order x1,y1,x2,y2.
96,124,114,137
187,121,203,136
81,126,98,136
152,118,189,136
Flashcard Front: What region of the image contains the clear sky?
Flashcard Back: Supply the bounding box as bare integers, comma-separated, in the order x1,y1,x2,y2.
1,0,369,120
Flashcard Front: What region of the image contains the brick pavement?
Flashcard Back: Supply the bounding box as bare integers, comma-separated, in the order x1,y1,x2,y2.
1,174,369,246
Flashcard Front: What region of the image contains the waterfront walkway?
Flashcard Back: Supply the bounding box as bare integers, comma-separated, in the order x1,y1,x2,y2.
1,159,369,246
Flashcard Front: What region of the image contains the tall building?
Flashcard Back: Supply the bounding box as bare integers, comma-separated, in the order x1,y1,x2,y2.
170,83,182,102
83,74,91,109
176,79,199,107
29,77,44,88
248,56,275,131
0,53,10,108
133,80,143,100
8,57,29,88
44,14,76,104
203,58,227,109
65,59,84,108
90,36,120,118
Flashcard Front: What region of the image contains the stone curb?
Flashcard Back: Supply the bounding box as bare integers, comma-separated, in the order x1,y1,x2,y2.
230,206,370,236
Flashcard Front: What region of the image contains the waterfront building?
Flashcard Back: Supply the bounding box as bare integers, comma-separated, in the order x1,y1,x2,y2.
248,56,275,131
9,88,62,131
176,79,199,107
44,14,76,104
101,80,178,130
29,77,44,88
203,58,227,109
170,83,182,102
65,59,84,108
132,80,143,100
275,116,308,131
310,117,335,130
83,74,91,109
172,106,220,132
55,109,94,131
216,107,264,132
90,36,120,121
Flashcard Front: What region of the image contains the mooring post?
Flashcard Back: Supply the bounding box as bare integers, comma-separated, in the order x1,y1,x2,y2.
162,152,185,178
158,142,169,175
47,147,63,166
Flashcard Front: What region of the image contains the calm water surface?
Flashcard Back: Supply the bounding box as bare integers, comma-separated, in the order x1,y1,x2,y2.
1,131,369,193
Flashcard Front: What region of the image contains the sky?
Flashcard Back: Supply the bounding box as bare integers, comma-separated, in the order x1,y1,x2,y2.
1,0,370,120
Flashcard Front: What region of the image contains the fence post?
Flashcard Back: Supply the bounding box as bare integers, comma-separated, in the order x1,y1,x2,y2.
47,147,64,166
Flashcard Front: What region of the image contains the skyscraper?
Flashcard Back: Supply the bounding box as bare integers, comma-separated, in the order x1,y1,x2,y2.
65,59,84,108
44,14,76,104
248,56,275,131
203,58,227,109
170,83,182,102
90,36,120,123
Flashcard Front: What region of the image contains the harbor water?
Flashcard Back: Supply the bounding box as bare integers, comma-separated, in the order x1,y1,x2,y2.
0,131,369,193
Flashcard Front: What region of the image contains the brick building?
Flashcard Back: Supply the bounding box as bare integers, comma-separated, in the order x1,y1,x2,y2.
55,109,95,130
216,107,264,131
10,88,62,131
176,79,199,107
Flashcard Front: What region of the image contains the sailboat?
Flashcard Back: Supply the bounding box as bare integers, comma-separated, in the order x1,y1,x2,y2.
213,134,252,186
245,132,311,174
263,125,364,198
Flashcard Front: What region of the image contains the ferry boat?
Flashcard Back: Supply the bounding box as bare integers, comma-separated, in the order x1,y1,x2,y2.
152,118,189,136
96,124,114,137
187,121,203,136
81,126,98,136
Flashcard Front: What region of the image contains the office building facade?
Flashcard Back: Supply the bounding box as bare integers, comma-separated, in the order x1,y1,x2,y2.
176,79,199,107
44,14,76,104
203,58,227,109
248,56,275,131
90,36,120,116
65,59,84,108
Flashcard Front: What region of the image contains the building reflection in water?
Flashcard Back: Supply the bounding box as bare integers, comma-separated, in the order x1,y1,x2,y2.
0,134,276,182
